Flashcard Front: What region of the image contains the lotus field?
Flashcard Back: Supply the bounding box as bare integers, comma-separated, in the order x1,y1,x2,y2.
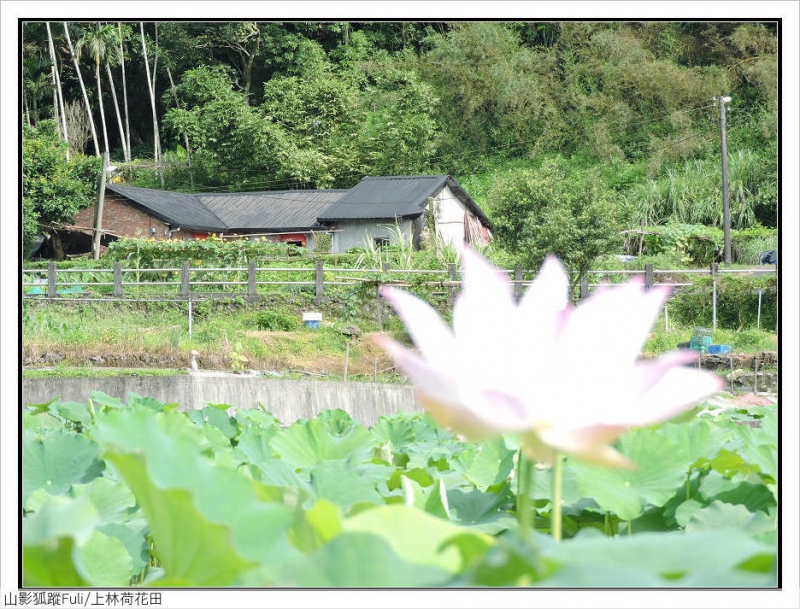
23,392,777,587
22,249,778,587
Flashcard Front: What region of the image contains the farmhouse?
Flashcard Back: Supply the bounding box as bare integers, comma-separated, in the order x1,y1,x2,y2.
63,174,492,256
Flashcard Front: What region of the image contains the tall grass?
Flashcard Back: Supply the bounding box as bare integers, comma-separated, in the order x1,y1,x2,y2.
627,150,768,229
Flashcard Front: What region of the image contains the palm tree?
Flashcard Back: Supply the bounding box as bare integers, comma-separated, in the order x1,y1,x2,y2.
141,22,163,186
45,22,70,158
22,56,54,125
76,23,120,156
117,22,132,162
63,22,100,157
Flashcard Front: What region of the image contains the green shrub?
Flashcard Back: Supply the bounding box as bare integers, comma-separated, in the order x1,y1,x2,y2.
255,310,299,332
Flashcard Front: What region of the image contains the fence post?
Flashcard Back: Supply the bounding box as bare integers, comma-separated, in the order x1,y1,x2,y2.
514,266,523,302
378,262,390,331
579,274,589,301
47,262,56,300
188,297,193,339
315,259,324,304
711,263,718,331
447,263,458,307
181,261,190,299
247,260,257,300
757,289,763,330
644,263,654,290
113,261,123,297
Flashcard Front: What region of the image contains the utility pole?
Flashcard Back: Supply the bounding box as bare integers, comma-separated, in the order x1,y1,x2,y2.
717,94,732,264
92,152,109,260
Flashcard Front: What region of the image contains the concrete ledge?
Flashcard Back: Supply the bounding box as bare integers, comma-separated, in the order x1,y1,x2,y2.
22,376,422,427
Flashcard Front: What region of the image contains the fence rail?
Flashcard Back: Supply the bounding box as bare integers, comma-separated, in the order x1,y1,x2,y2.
22,260,777,334
22,260,777,299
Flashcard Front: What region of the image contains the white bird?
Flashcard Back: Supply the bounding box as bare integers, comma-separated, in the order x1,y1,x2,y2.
190,350,199,374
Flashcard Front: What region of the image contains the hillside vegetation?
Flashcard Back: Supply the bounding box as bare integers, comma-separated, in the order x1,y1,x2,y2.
23,21,778,270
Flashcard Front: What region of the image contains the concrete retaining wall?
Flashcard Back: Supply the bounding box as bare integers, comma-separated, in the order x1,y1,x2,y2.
22,375,422,427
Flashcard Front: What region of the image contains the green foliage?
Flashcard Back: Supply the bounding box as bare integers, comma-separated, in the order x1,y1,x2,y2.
254,310,299,332
22,120,101,257
669,273,777,331
105,235,307,268
22,394,777,587
489,158,625,279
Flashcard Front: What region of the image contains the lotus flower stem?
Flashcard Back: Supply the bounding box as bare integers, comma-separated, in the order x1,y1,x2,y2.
552,453,564,542
517,449,533,538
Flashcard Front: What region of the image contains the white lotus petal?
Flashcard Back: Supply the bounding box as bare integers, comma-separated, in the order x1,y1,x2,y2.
374,249,724,470
380,286,455,366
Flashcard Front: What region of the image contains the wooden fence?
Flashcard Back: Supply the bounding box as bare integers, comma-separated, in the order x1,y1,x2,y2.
22,261,777,331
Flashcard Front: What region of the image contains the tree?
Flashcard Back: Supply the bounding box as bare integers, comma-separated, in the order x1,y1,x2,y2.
23,120,101,259
76,23,120,155
45,22,70,157
489,158,625,285
63,22,100,157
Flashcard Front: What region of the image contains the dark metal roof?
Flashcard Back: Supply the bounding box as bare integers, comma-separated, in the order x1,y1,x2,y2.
199,190,346,232
105,175,492,233
317,175,492,228
107,184,228,232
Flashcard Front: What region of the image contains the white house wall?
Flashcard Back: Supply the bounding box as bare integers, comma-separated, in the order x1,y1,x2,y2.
331,219,414,253
434,186,468,247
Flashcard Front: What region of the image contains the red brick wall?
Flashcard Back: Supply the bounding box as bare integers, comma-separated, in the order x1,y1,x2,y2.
70,194,175,240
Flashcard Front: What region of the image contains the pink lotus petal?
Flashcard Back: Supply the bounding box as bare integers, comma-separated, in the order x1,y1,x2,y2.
374,249,725,469
380,286,455,366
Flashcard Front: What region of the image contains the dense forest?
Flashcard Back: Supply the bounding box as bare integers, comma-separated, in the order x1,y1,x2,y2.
22,21,778,266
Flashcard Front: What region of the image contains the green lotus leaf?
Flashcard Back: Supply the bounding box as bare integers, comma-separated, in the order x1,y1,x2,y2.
49,401,93,426
69,477,137,525
684,501,776,536
288,498,343,552
126,392,175,412
23,494,133,586
657,419,736,469
94,407,297,585
23,429,104,504
235,407,282,430
372,415,416,449
461,530,553,586
674,499,705,527
343,504,491,574
188,406,239,439
23,537,88,587
22,410,63,433
316,408,359,436
308,461,384,510
269,418,376,469
542,527,774,584
89,391,126,410
536,560,664,587
454,437,516,491
400,475,450,519
446,486,516,534
276,532,453,587
72,529,134,586
698,470,776,513
24,494,100,546
97,521,150,575
571,428,691,521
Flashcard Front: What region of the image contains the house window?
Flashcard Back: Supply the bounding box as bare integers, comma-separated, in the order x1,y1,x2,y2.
374,237,389,248
285,240,304,248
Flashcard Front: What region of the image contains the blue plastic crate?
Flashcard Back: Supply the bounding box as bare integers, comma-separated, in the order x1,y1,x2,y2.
707,344,731,354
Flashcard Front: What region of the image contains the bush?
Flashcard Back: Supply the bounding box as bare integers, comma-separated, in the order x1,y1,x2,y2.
668,273,777,331
254,310,299,332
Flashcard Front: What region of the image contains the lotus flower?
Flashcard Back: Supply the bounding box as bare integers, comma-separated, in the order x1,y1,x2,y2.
374,247,723,468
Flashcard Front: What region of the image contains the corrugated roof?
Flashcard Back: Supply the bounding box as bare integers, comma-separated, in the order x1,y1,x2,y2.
200,190,346,231
317,175,492,229
107,184,228,232
105,175,492,233
318,175,448,220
